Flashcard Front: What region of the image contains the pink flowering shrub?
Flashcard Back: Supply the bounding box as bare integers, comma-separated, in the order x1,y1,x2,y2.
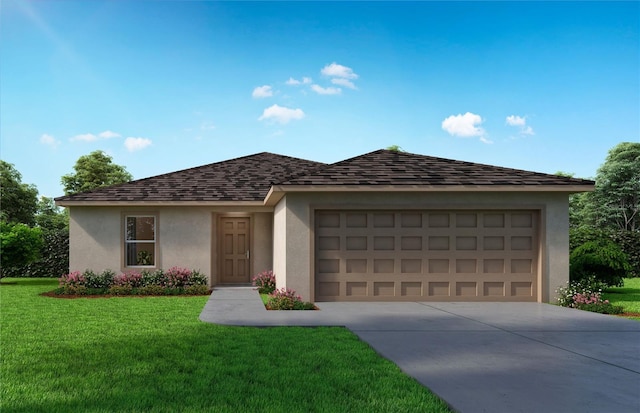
58,271,87,294
267,287,315,310
252,270,276,294
56,267,209,296
59,271,85,287
113,272,143,288
556,276,623,314
165,267,192,288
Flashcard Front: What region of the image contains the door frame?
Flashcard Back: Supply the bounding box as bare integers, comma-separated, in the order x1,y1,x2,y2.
217,214,253,284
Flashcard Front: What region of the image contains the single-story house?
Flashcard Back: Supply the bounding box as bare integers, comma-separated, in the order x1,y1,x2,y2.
55,149,594,302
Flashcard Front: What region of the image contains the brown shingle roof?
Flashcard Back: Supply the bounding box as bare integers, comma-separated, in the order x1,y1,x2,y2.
55,149,593,204
54,152,326,203
278,150,594,187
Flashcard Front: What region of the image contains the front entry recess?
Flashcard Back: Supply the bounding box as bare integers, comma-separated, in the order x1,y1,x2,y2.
219,217,250,283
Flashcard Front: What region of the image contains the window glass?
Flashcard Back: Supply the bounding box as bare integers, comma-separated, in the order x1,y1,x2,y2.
125,216,155,266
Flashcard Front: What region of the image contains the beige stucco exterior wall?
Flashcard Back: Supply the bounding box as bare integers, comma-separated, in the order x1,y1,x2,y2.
68,206,273,286
273,198,287,291
253,212,273,275
272,191,571,303
69,207,122,273
157,207,211,277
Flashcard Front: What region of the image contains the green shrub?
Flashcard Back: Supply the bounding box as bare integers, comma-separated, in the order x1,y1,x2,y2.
138,284,166,295
570,240,631,287
184,285,210,295
1,229,69,278
0,222,43,271
57,284,88,295
569,226,609,252
83,270,116,290
577,303,624,315
108,285,133,295
140,269,166,286
570,226,640,278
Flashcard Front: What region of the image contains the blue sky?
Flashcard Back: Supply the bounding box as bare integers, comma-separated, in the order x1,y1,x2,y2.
1,1,638,197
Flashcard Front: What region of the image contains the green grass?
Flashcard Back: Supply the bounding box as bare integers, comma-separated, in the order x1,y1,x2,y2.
604,277,640,320
1,278,451,413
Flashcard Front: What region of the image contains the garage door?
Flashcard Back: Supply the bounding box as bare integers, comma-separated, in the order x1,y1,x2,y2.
314,210,539,302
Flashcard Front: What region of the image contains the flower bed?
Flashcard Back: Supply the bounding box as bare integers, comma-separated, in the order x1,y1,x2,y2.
556,276,623,315
50,267,210,297
253,270,316,310
266,287,316,310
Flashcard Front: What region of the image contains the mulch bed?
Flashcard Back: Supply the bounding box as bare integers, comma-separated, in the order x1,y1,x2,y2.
617,312,640,318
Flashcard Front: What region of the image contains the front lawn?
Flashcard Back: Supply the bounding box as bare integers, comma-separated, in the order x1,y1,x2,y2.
0,278,451,413
603,277,640,320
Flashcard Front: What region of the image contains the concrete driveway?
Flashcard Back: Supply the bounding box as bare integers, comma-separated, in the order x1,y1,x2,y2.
200,287,640,413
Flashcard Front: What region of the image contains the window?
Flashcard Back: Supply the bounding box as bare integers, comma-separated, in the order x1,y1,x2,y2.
125,215,156,267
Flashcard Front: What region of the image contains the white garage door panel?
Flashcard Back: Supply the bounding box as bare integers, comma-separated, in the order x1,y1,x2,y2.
315,210,539,302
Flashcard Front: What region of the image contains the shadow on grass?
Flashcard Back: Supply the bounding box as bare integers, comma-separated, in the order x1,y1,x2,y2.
605,286,640,302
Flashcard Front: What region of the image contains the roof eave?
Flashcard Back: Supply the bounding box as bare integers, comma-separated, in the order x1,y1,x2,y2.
263,184,595,205
55,200,267,207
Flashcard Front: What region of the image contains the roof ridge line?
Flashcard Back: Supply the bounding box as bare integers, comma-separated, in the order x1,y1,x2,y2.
273,149,387,185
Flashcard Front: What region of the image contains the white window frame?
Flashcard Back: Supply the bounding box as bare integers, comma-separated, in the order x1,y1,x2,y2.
124,215,157,268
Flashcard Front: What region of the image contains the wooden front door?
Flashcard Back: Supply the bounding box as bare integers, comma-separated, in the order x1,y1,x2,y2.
219,217,251,284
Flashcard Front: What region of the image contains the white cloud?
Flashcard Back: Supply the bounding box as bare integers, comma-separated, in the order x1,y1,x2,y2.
321,62,358,79
286,77,312,86
70,130,122,142
98,130,121,139
521,126,534,135
311,84,342,95
258,104,305,124
331,78,356,89
252,85,273,98
506,115,535,135
70,133,98,142
505,115,526,126
40,133,60,149
442,112,485,138
124,137,152,152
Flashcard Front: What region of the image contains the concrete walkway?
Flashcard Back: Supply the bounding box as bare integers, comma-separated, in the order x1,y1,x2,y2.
199,286,640,413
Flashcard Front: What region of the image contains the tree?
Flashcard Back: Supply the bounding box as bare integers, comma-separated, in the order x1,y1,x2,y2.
556,171,590,229
386,145,405,152
586,142,640,232
35,196,68,234
0,222,43,270
61,150,133,195
0,161,39,225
